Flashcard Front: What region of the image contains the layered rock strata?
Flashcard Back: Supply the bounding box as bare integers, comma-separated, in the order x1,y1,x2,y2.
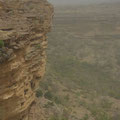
0,0,53,120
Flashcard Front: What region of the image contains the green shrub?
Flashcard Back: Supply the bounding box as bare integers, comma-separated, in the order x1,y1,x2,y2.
0,40,4,48
36,89,43,98
44,91,53,100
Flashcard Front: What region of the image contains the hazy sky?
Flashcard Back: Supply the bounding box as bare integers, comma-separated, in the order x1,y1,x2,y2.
48,0,120,5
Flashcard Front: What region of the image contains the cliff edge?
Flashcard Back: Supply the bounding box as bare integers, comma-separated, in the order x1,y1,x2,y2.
0,0,53,120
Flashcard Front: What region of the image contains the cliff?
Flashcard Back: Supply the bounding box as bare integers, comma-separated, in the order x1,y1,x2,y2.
0,0,53,120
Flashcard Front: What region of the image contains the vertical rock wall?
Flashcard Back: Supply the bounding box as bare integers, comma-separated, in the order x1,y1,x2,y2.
0,0,53,120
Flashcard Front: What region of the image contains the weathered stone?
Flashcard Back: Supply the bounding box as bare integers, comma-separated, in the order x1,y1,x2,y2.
0,0,53,120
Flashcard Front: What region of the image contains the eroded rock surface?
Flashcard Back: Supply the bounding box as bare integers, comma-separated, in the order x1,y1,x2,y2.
0,0,53,120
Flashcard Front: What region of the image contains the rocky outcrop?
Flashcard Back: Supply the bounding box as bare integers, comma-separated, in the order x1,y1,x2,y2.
0,0,53,120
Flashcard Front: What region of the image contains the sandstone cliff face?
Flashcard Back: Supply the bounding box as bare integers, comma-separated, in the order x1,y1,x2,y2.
0,0,53,120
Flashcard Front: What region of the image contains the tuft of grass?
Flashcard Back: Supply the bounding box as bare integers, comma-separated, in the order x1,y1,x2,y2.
36,89,43,98
44,91,53,100
0,40,4,48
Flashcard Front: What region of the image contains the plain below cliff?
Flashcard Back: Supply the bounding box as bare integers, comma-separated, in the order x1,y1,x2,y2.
36,3,120,120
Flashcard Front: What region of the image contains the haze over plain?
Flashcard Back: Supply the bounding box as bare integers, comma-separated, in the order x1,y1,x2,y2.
48,0,120,5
